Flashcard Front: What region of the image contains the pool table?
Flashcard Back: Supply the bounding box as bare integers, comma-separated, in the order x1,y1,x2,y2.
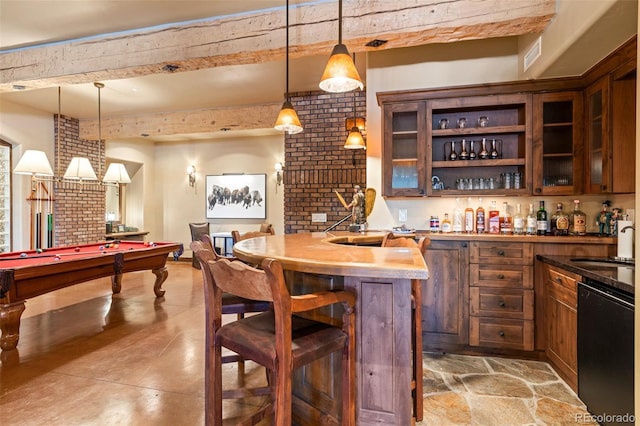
0,241,183,352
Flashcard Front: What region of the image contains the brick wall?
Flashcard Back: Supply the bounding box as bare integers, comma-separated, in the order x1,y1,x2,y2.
284,90,366,233
54,114,105,246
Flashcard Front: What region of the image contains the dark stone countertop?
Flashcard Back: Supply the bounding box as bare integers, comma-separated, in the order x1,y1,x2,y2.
537,255,634,295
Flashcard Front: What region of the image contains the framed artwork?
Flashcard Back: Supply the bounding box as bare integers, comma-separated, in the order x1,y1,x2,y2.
205,173,266,219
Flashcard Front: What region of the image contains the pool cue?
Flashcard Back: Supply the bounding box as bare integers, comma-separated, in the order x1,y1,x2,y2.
47,212,53,248
35,182,42,250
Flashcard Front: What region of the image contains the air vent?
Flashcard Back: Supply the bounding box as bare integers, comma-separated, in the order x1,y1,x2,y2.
524,36,542,71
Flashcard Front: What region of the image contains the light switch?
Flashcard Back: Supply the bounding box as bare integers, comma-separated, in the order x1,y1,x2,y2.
399,209,408,222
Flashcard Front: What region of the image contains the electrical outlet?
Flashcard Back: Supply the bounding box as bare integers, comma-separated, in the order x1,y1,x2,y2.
399,209,408,222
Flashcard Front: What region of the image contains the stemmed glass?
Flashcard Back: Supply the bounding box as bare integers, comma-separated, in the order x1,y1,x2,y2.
478,138,489,159
469,140,476,160
459,139,469,160
490,139,501,159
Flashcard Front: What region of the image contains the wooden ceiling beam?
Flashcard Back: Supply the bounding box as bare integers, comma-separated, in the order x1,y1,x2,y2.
0,0,555,93
79,103,282,140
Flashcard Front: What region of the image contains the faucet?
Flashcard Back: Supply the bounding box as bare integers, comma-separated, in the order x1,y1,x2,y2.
620,225,635,233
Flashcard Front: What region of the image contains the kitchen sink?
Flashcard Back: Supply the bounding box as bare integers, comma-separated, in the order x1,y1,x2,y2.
570,258,635,268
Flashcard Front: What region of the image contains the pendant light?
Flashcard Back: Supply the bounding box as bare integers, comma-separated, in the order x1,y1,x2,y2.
344,54,366,150
64,83,100,181
319,0,363,93
274,0,303,135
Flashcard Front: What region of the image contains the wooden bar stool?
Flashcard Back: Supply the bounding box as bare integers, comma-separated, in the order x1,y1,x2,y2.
381,231,430,422
231,225,275,244
206,256,356,425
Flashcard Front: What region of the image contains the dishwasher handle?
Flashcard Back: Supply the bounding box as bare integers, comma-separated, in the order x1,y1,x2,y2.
579,281,635,310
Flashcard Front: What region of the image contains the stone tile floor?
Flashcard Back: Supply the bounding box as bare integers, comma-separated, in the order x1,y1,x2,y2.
419,352,596,425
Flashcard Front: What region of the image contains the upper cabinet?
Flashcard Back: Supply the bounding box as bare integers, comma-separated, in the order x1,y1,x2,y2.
532,92,584,195
382,102,427,196
427,94,531,197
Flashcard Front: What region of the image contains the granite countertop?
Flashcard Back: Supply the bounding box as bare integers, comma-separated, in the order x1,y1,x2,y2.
537,255,634,295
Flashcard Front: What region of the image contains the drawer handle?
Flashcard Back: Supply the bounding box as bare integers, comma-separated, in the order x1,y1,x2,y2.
499,331,505,337
555,277,562,283
497,250,505,256
499,301,506,308
498,274,505,279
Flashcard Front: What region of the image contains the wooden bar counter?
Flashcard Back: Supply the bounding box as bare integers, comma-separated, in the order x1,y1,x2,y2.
233,231,429,425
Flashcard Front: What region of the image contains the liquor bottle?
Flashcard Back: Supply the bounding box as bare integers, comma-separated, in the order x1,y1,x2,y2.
536,201,548,236
488,200,500,234
550,203,570,236
452,198,463,233
570,199,587,236
441,213,452,233
526,203,537,235
476,198,485,234
464,197,474,233
513,203,525,235
500,201,513,235
449,141,458,161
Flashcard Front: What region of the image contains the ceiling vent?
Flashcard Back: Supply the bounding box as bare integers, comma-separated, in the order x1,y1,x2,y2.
524,36,542,71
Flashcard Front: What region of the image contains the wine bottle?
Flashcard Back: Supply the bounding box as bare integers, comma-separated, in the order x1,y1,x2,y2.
536,201,548,236
488,200,500,234
500,201,512,235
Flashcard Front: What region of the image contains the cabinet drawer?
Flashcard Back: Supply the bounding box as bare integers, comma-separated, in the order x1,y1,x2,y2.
470,287,534,319
544,264,579,293
469,317,534,351
470,264,533,289
470,242,533,265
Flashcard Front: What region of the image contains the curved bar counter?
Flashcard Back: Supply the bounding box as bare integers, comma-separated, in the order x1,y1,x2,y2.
233,231,428,425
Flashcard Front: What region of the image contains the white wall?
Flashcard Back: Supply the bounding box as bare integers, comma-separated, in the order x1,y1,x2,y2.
0,99,55,250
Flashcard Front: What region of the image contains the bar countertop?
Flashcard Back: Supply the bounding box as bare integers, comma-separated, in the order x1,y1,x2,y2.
232,231,429,280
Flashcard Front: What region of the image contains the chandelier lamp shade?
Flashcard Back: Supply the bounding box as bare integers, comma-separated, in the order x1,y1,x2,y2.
14,150,54,177
63,157,98,181
274,0,303,135
319,0,363,93
103,163,131,184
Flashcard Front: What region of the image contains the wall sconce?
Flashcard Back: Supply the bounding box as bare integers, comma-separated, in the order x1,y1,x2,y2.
275,162,284,191
187,165,196,187
345,117,366,134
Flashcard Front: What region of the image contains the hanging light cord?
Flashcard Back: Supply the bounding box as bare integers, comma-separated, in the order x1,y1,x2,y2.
95,82,104,178
56,86,61,177
285,0,290,101
338,0,343,45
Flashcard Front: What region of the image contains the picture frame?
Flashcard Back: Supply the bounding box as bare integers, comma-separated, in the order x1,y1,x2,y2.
205,173,267,219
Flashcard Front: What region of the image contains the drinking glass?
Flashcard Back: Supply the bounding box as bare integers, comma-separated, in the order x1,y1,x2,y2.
457,117,467,128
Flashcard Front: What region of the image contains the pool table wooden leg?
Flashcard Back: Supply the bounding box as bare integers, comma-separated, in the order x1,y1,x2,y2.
0,301,26,351
152,267,168,297
111,274,123,294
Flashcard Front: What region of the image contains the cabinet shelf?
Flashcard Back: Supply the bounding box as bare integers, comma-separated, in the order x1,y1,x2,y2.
433,158,525,168
433,188,530,196
432,125,525,137
392,130,418,136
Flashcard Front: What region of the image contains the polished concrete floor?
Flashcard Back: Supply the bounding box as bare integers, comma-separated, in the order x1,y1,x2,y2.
0,261,592,425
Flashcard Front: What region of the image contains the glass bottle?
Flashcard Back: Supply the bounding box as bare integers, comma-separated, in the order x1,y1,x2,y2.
464,197,474,233
488,200,500,234
452,198,463,233
459,139,469,160
490,139,500,159
476,198,485,234
469,140,476,160
449,140,458,161
570,199,587,236
500,201,512,235
551,203,570,236
536,201,548,236
441,213,452,233
479,138,489,159
526,203,537,235
513,203,525,235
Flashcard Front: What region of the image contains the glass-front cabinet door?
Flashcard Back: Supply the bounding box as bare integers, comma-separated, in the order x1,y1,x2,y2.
585,77,610,193
532,92,583,195
382,102,427,196
0,140,11,252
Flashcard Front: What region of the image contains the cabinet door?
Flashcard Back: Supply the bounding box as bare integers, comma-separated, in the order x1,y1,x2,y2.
610,63,636,193
585,77,611,193
532,92,583,195
382,102,427,196
423,240,469,349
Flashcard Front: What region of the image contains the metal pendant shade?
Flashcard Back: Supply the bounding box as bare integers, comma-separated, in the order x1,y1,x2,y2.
319,0,363,93
274,0,303,134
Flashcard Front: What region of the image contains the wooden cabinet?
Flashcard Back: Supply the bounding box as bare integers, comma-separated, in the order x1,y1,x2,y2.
423,240,469,350
382,102,427,196
427,94,532,196
468,241,534,351
542,263,579,391
585,59,636,194
532,91,584,195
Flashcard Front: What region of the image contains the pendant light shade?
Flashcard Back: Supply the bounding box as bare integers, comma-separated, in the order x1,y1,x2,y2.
63,157,97,180
103,163,131,184
319,0,363,93
14,150,54,176
274,0,303,134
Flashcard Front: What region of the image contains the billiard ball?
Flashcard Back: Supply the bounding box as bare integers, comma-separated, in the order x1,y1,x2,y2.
74,247,80,252
99,245,105,250
19,253,27,258
36,248,43,254
113,243,119,249
54,255,61,260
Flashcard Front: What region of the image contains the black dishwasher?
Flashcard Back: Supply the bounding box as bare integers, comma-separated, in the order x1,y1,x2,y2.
578,279,634,425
